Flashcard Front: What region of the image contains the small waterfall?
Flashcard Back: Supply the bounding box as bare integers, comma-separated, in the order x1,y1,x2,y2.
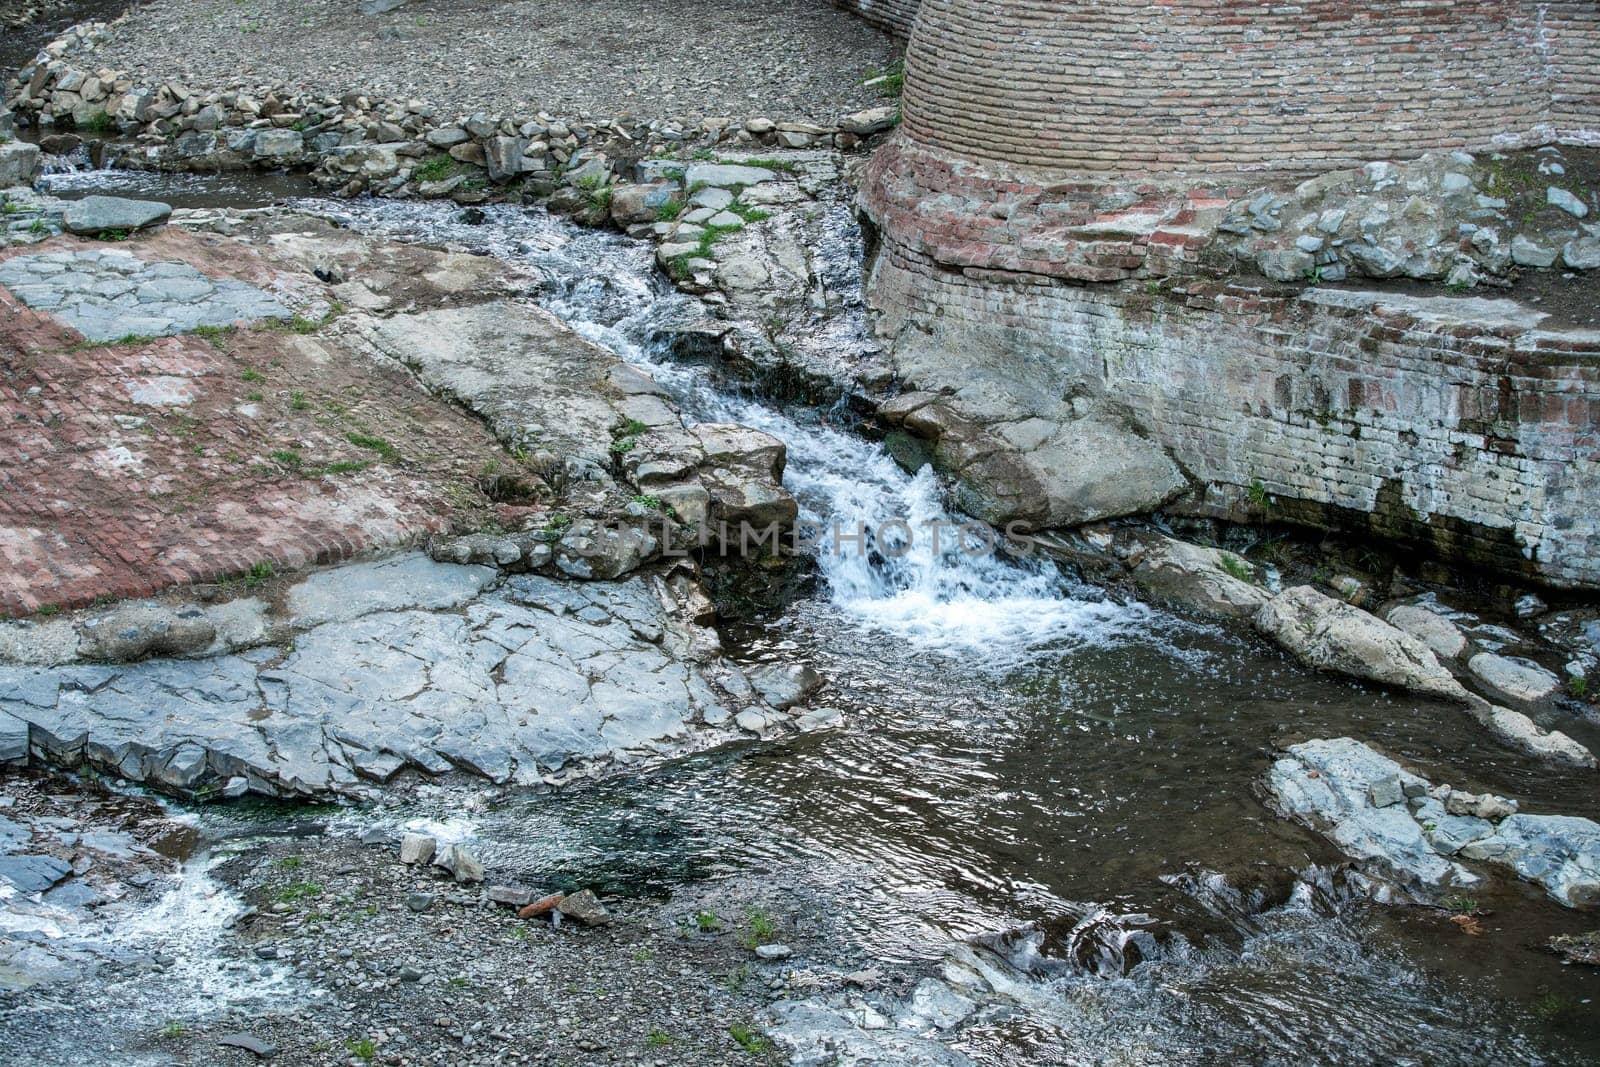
517,214,1154,666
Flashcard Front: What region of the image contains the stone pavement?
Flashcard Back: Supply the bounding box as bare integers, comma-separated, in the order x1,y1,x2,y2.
0,248,289,341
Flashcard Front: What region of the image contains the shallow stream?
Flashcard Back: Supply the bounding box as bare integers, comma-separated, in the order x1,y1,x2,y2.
10,171,1600,1063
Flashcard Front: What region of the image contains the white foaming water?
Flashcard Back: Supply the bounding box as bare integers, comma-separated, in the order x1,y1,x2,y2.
319,201,1157,664
538,243,1154,665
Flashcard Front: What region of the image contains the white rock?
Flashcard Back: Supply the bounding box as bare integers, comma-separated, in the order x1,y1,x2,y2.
1382,604,1468,660
1468,652,1560,705
1255,587,1468,702
399,833,436,865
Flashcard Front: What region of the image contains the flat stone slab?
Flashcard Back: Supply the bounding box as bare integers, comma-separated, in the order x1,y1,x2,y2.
286,553,496,628
61,195,172,236
0,570,753,797
0,248,289,341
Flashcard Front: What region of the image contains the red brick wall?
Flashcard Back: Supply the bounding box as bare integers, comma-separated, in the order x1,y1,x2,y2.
901,0,1598,173
1544,0,1600,141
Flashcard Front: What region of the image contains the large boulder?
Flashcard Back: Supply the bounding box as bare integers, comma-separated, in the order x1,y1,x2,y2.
1254,586,1468,702
889,398,1185,529
61,196,171,235
1119,533,1269,620
690,423,798,531
0,141,41,187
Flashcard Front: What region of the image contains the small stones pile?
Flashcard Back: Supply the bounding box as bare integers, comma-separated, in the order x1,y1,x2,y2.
3,21,900,205
1217,149,1599,285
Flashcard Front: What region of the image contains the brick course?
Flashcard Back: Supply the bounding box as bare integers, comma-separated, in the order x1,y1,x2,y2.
837,0,919,38
900,0,1599,173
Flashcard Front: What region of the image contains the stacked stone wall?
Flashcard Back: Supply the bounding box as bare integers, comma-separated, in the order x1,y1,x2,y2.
901,0,1596,174
836,0,920,38
869,242,1600,587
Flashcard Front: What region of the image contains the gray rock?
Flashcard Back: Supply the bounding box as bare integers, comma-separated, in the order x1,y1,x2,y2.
1467,652,1560,705
77,602,215,662
0,854,73,893
405,892,434,913
1547,186,1589,218
1368,775,1404,809
1254,586,1468,702
433,843,485,883
1382,604,1467,660
0,711,28,765
754,943,793,960
424,126,469,148
839,106,899,137
1511,234,1558,268
286,554,495,629
216,1033,279,1058
1564,236,1600,270
487,885,538,907
1264,739,1474,891
359,0,409,12
1468,702,1595,768
61,196,172,235
0,141,41,187
1122,534,1268,620
399,833,436,865
608,182,680,226
1460,814,1600,908
484,135,528,182
747,663,824,709
684,163,777,189
555,888,611,926
252,129,304,160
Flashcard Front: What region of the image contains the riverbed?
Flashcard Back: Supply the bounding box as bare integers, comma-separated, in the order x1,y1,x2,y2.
1,171,1597,1065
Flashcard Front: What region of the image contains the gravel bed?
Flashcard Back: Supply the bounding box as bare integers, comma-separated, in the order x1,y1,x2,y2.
91,0,902,125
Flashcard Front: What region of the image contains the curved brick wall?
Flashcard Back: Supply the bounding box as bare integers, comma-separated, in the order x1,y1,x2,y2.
836,0,920,38
901,0,1593,173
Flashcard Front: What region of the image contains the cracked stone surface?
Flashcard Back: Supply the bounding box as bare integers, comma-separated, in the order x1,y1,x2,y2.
0,568,758,797
1264,737,1600,908
0,248,289,340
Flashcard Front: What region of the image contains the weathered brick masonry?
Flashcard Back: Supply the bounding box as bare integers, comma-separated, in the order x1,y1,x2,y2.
860,0,1600,586
900,0,1599,173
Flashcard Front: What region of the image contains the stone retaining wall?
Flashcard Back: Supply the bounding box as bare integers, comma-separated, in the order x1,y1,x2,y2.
902,0,1599,174
836,0,919,38
869,241,1600,588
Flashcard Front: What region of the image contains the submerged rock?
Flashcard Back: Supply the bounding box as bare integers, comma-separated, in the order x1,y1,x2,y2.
1467,652,1561,706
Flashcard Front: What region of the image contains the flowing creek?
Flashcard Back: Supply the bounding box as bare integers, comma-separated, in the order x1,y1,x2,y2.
10,172,1600,1063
